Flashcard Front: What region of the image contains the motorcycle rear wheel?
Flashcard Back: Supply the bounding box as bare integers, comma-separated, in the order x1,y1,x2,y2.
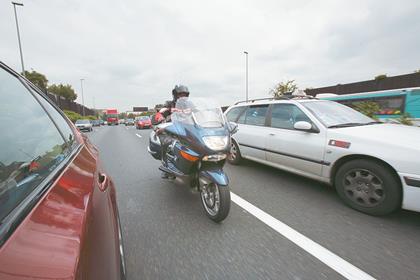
200,182,230,223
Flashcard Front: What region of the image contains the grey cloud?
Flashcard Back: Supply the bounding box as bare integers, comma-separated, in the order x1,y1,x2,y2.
1,0,419,110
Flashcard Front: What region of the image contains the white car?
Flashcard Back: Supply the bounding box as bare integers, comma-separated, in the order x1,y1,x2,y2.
75,119,93,132
225,96,420,215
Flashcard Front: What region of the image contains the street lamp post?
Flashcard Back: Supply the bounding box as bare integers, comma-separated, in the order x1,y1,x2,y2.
80,78,85,116
244,51,248,102
12,2,25,76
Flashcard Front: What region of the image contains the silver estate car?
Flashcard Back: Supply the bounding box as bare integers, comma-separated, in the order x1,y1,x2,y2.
225,96,420,216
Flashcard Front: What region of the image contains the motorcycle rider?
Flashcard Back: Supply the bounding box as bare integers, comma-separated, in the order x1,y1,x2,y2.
157,85,190,179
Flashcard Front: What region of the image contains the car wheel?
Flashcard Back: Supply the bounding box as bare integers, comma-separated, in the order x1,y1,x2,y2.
335,159,401,216
227,139,242,165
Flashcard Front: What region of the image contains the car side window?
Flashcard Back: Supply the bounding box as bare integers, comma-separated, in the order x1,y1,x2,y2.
0,68,71,223
239,105,269,126
226,107,246,122
29,85,76,146
270,104,312,130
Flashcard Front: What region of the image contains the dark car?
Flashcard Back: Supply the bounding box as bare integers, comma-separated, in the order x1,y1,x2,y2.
92,120,101,127
0,61,126,280
125,118,134,126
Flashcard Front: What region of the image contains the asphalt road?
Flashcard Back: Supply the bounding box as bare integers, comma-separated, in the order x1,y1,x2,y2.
87,125,420,280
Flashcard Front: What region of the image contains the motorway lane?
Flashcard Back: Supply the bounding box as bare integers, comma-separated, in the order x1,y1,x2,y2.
87,125,420,280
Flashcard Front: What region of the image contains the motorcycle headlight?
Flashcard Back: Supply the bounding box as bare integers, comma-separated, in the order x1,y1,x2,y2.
202,136,228,151
202,154,227,161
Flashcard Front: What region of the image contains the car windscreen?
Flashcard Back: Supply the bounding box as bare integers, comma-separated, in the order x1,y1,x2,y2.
302,101,374,127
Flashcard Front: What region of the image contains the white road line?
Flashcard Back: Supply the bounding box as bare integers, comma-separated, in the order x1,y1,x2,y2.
230,192,376,280
135,133,142,138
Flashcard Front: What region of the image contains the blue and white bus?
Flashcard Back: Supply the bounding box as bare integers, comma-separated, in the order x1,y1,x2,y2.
317,88,420,125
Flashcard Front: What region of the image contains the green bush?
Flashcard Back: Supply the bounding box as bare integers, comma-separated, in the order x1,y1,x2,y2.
63,110,82,123
63,110,97,122
86,115,97,120
396,113,413,126
140,111,154,116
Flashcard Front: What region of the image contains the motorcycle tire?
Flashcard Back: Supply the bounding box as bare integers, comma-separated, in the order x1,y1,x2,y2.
200,183,230,223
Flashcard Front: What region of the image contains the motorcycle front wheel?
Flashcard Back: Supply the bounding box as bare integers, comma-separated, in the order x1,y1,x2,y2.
200,182,230,223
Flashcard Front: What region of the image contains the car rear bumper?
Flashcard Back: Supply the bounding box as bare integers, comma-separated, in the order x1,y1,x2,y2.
399,172,420,212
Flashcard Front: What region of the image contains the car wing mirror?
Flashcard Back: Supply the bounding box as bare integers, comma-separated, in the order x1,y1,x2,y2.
228,121,238,134
294,121,315,132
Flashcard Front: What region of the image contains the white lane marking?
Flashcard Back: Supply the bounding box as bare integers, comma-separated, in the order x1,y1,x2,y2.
230,192,376,280
135,133,142,138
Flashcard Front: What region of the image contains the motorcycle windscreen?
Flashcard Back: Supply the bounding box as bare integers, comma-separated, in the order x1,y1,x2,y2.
172,97,226,129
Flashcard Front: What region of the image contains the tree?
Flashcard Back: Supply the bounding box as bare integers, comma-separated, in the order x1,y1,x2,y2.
353,101,380,119
396,113,413,126
269,80,298,98
24,70,48,92
374,74,387,80
48,83,77,101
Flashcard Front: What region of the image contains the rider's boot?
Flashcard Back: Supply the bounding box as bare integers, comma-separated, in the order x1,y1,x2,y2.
161,171,175,180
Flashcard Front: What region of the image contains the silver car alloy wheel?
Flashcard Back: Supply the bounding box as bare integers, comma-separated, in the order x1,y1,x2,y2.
229,142,237,161
343,168,385,208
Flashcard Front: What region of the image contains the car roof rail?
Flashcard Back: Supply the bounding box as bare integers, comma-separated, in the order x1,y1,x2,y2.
235,97,278,105
234,94,317,105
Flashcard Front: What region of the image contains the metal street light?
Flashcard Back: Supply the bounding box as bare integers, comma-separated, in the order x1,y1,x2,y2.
80,78,86,116
12,1,25,76
244,51,248,102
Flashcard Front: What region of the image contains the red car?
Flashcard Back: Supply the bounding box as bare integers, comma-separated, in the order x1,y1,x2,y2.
136,116,152,129
0,62,126,280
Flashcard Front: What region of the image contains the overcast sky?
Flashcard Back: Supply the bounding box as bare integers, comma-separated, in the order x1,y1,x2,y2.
1,0,419,111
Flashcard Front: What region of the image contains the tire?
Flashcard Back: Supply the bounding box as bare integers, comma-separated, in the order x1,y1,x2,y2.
335,159,401,216
200,182,230,223
227,139,242,165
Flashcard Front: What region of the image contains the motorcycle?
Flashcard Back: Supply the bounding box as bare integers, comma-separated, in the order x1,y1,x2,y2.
148,97,238,222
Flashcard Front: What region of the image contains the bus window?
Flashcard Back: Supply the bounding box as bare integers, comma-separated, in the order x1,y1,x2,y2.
339,95,405,115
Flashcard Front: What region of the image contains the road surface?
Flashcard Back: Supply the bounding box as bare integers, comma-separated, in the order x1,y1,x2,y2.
87,125,420,280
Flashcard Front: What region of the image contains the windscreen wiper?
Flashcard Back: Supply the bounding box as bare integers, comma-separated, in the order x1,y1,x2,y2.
328,121,382,128
328,123,365,128
363,121,382,125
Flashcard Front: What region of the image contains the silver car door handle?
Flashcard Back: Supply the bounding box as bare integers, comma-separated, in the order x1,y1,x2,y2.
269,133,275,136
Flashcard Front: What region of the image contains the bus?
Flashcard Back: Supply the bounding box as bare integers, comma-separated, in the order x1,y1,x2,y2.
318,88,420,125
105,108,119,125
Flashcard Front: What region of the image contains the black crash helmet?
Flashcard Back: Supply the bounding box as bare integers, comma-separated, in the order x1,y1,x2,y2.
172,85,190,101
